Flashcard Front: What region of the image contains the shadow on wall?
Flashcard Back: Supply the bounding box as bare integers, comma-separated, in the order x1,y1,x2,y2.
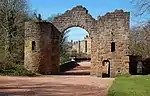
143,58,150,74
60,61,79,72
129,56,150,75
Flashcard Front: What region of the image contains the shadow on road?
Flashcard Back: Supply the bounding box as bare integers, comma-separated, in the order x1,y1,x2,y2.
60,61,79,72
0,79,105,96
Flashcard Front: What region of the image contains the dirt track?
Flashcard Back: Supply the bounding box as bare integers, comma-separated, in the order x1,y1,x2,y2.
0,76,114,96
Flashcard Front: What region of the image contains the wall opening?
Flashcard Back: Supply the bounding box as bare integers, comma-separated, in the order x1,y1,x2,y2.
32,41,36,50
59,27,91,75
137,61,143,74
129,56,150,75
102,60,110,78
64,27,90,56
111,42,115,52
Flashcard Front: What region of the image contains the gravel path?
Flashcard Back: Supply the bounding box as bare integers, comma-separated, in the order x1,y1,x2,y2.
0,76,114,96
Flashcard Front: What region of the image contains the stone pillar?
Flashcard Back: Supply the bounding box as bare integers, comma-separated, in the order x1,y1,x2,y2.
78,40,81,54
24,22,60,74
85,40,87,53
90,32,100,76
71,40,73,48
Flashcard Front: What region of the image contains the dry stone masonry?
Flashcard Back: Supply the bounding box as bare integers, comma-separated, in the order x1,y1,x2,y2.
96,10,130,77
71,35,91,55
24,5,130,77
24,22,60,74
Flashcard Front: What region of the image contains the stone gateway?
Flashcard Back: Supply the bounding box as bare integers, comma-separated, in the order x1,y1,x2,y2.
24,5,130,77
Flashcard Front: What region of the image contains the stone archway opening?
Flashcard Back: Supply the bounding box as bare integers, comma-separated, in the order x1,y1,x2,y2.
24,5,130,77
102,60,110,78
52,5,96,75
64,27,90,57
59,26,91,75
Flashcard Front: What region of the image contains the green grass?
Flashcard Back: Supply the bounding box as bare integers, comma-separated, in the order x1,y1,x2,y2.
108,75,150,96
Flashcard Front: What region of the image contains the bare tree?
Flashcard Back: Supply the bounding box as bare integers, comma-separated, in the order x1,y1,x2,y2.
0,0,29,65
60,30,69,56
131,0,150,16
130,21,150,58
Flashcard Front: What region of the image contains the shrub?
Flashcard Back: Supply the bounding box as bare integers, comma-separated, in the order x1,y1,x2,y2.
0,63,36,76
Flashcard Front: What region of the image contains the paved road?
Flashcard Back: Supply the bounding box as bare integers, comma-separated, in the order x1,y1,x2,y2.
0,76,114,96
77,61,91,66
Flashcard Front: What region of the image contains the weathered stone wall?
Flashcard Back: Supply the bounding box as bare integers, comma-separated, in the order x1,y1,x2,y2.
24,22,60,74
52,6,130,77
72,41,80,53
24,5,130,77
84,36,91,55
52,5,98,76
80,40,86,53
95,10,130,77
52,5,96,36
51,24,60,74
71,35,91,55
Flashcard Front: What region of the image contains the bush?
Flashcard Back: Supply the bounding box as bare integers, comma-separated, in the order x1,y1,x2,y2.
0,63,36,76
60,54,70,64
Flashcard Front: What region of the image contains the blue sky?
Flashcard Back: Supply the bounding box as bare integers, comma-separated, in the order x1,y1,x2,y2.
28,0,135,41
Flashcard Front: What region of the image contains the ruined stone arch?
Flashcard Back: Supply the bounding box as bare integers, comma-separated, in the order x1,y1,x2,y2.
24,5,130,77
52,5,96,37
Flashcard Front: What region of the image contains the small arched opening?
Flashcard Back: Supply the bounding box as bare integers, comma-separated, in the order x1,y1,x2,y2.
102,60,110,78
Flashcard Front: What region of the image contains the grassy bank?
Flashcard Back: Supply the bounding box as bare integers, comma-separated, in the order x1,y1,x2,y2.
108,75,150,96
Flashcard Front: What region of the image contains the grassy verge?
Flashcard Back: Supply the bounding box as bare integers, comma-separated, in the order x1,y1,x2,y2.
108,75,150,96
